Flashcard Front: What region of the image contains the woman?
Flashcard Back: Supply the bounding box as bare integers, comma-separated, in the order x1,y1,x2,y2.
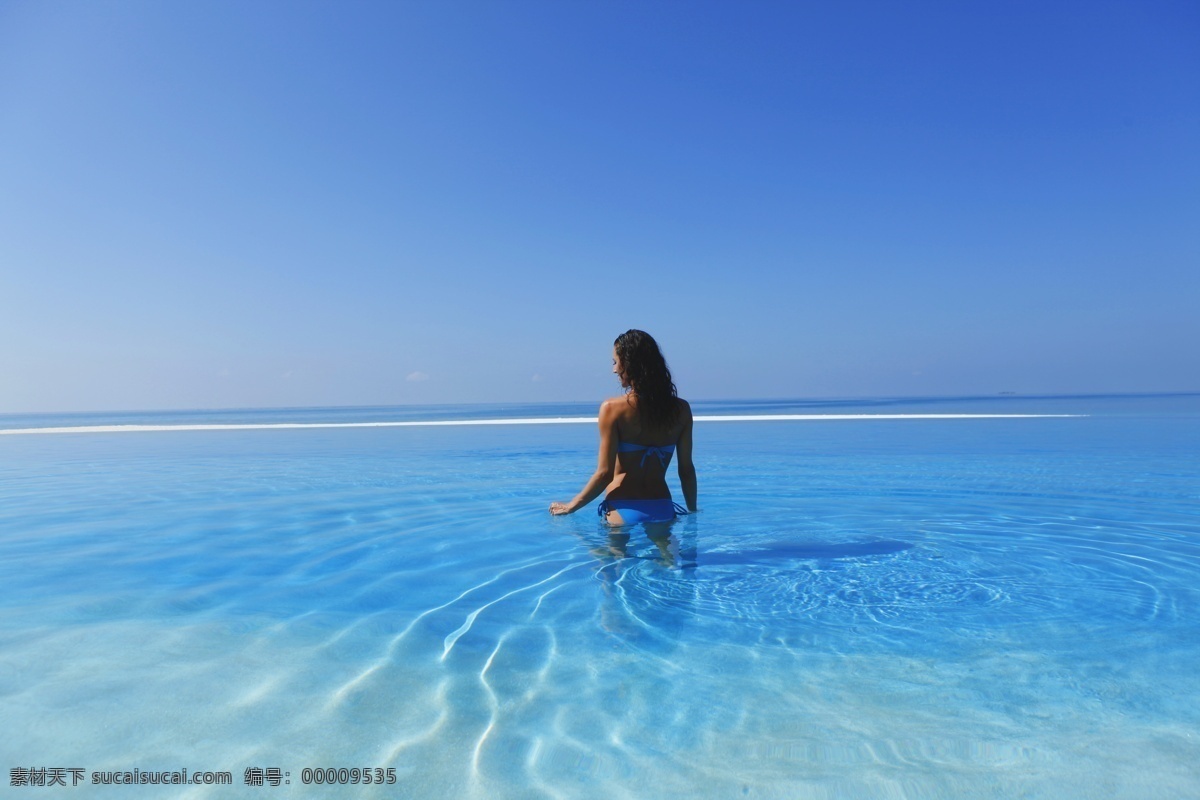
550,330,697,525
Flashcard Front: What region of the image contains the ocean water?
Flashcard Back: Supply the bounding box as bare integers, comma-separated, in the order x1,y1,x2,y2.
1,394,1198,798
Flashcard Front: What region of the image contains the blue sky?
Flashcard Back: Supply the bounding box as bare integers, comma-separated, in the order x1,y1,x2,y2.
2,0,1197,412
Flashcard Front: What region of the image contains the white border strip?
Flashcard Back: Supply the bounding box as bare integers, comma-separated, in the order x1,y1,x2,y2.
0,413,1082,436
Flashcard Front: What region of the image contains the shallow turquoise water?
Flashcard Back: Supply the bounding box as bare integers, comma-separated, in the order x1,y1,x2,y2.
2,395,1198,798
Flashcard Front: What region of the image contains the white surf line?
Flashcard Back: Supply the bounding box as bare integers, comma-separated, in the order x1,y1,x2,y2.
0,413,1083,436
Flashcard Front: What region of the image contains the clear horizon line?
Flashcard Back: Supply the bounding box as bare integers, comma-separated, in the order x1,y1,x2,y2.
0,413,1085,436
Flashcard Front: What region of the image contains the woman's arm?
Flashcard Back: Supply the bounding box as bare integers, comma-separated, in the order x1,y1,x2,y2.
549,400,619,515
675,401,697,512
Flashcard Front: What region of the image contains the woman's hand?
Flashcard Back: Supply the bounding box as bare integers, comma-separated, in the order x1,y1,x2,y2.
549,402,618,518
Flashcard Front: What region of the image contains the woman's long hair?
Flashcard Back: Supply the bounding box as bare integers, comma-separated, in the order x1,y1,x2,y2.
614,329,679,430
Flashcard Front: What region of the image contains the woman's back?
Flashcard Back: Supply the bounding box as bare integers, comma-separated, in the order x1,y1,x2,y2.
605,395,692,501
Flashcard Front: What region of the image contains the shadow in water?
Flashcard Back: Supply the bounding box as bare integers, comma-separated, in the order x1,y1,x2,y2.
571,514,912,572
568,517,915,643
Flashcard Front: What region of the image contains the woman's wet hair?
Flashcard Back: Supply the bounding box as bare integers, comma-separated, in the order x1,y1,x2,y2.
614,329,679,430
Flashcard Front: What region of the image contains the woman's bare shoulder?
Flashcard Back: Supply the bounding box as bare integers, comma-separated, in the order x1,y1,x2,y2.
599,395,635,418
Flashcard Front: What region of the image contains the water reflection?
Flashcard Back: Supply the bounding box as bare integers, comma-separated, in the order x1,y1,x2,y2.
578,513,700,571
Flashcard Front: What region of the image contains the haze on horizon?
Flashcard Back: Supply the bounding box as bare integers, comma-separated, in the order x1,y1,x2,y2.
2,1,1197,414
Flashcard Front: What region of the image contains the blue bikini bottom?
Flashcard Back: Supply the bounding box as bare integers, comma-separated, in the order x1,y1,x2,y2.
598,498,689,526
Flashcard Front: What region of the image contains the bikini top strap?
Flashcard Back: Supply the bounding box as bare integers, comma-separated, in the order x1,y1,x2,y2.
617,441,675,468
639,445,673,468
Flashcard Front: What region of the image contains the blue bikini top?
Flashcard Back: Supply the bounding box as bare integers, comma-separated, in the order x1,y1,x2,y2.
617,441,675,468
